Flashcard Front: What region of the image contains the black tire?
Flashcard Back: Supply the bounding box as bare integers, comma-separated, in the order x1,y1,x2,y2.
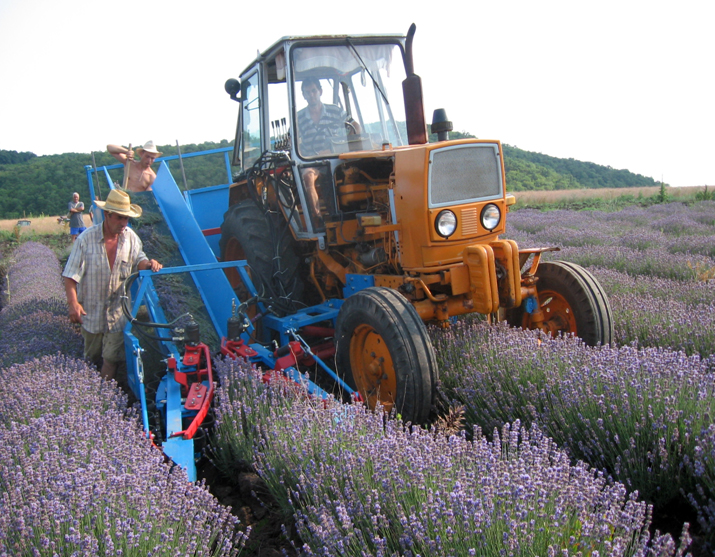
219,199,303,312
335,287,437,424
506,260,613,346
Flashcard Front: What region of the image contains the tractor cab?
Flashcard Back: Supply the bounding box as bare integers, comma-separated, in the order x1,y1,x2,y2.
225,34,408,237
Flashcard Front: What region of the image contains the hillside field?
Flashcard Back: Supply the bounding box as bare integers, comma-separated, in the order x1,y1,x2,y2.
513,184,704,205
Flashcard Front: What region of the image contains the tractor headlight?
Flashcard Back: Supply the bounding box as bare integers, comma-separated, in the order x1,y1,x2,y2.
481,204,501,231
435,210,457,238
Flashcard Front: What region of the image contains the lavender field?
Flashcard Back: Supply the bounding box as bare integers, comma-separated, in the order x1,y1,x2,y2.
505,202,715,358
0,242,247,556
1,200,714,556
210,201,714,556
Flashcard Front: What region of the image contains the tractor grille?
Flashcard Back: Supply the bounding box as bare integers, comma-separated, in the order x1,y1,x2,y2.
429,144,503,207
461,207,479,235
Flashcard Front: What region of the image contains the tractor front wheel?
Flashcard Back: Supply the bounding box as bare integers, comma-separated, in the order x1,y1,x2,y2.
335,287,437,424
507,260,613,346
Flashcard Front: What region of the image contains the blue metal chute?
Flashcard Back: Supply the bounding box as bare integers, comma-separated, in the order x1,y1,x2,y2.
151,162,238,339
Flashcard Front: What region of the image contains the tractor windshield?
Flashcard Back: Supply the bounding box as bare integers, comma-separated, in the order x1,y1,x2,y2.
292,42,407,159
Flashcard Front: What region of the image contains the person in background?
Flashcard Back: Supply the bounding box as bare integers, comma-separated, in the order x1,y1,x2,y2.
68,192,86,241
107,140,162,192
62,189,162,382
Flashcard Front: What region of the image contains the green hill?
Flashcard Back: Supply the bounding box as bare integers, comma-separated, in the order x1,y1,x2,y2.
0,138,661,219
501,145,660,191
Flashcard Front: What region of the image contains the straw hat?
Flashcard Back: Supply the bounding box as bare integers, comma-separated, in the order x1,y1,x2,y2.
136,140,162,157
95,189,143,218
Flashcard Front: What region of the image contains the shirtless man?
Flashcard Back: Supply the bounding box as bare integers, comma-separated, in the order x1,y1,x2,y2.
107,140,163,192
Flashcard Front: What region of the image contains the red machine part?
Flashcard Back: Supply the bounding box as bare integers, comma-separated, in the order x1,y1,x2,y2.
184,382,208,411
220,337,259,360
169,343,215,440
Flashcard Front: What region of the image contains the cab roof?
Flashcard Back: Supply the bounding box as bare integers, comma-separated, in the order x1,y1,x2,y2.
239,32,406,78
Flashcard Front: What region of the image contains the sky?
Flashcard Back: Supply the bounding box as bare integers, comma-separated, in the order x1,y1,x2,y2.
0,0,713,188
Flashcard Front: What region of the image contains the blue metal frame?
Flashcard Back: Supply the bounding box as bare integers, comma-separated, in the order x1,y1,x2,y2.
262,300,343,346
83,146,233,227
124,262,349,482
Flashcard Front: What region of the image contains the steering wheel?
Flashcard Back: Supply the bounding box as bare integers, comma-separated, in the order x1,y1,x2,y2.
345,119,359,135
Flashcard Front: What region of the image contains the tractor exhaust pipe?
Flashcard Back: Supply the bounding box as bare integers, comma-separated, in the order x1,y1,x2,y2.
402,23,427,145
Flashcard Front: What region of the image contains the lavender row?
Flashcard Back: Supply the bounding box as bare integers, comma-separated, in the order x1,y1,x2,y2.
1,241,65,307
434,322,715,531
506,202,715,279
0,355,247,556
590,268,715,358
509,202,715,242
0,242,83,367
593,267,715,307
608,292,715,358
505,203,715,359
0,240,248,555
211,357,687,556
0,308,84,367
556,245,713,282
0,354,127,427
687,424,715,540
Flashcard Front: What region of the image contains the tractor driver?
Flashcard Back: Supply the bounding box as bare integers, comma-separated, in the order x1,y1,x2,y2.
297,77,360,228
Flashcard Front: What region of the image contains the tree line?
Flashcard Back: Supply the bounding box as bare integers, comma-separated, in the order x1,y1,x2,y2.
427,128,661,192
0,137,661,219
0,141,233,219
501,145,661,191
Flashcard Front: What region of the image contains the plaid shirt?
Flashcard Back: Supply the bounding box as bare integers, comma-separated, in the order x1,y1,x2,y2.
297,103,348,156
62,223,148,334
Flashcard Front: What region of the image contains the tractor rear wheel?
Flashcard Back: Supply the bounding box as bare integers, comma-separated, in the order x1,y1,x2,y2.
506,260,613,346
335,287,437,424
219,199,303,311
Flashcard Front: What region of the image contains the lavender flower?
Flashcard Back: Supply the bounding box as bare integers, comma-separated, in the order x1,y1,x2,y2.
0,408,247,556
0,241,82,368
686,424,715,543
0,354,127,427
2,241,64,307
211,357,687,556
506,202,715,281
0,310,83,367
434,321,714,510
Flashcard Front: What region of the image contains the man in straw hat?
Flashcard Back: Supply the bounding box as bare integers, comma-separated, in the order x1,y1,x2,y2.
107,140,163,192
63,189,162,382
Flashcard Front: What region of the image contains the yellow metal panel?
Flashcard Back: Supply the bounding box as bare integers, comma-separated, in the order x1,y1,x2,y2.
464,245,499,314
490,239,522,309
460,207,479,235
450,264,471,295
374,275,408,290
394,148,430,269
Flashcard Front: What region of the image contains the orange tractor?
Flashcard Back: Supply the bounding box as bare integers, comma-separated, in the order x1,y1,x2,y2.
219,25,613,424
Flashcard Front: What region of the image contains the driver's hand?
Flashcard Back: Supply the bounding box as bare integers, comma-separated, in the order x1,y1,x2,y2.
346,118,362,135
